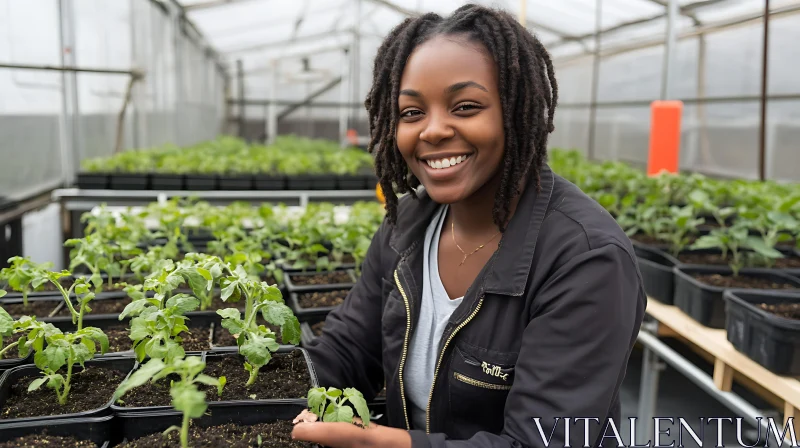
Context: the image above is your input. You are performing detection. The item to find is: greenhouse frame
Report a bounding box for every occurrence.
[2,0,798,203]
[2,1,800,447]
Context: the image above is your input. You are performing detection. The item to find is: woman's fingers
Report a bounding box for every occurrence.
[292,408,319,424]
[292,422,367,447]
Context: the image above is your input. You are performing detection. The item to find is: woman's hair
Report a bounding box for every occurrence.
[365,3,558,231]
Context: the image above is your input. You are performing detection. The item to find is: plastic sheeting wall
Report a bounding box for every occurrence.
[0,0,226,201]
[551,13,800,182]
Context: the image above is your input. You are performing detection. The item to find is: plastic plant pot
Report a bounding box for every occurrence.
[218,175,254,191]
[253,174,286,190]
[724,289,800,376]
[149,174,185,191]
[299,315,326,348]
[0,414,114,447]
[672,265,800,329]
[286,175,314,190]
[633,244,675,305]
[115,402,318,447]
[336,175,366,190]
[184,174,218,191]
[76,173,110,190]
[0,357,135,424]
[284,269,356,294]
[109,174,149,190]
[289,288,350,321]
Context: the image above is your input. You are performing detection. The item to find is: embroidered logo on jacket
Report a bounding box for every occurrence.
[481,362,509,381]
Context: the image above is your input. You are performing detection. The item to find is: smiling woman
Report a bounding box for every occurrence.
[294,4,646,448]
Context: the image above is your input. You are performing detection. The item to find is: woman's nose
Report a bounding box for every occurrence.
[419,113,455,145]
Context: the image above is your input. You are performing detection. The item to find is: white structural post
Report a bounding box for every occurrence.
[267,60,279,145]
[339,48,350,147]
[661,0,679,100]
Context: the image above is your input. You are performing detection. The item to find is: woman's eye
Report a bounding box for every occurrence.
[454,103,481,112]
[400,110,423,118]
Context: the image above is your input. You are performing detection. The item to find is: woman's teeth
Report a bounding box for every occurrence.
[426,155,469,170]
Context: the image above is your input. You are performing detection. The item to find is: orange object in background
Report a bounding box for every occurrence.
[347,129,359,145]
[647,101,683,176]
[376,183,385,204]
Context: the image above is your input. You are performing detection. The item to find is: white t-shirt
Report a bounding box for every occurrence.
[405,204,464,430]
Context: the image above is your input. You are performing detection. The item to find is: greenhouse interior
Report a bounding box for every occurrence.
[1,0,799,447]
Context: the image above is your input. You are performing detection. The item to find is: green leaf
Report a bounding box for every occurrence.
[170,382,207,419]
[745,237,784,259]
[27,376,47,392]
[129,317,150,341]
[240,334,275,369]
[194,374,221,388]
[120,299,152,320]
[323,403,353,423]
[307,387,327,417]
[165,294,200,315]
[35,344,68,372]
[344,388,370,427]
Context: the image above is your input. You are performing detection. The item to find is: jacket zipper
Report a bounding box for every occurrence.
[453,372,512,391]
[393,269,412,431]
[426,296,485,434]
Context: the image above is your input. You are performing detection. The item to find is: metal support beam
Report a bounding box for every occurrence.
[587,0,602,160]
[0,63,138,76]
[636,330,794,447]
[555,3,800,64]
[549,0,727,51]
[661,0,679,100]
[184,0,264,12]
[224,29,353,55]
[267,60,279,145]
[339,48,351,147]
[279,77,343,121]
[758,0,770,181]
[237,60,245,138]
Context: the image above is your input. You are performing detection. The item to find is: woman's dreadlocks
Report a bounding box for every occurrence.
[364,4,558,231]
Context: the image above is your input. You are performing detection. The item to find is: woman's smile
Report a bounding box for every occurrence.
[419,153,474,180]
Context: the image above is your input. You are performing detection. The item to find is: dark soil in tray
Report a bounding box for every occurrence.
[117,420,312,447]
[213,322,281,347]
[678,252,800,269]
[298,290,349,309]
[311,321,325,336]
[692,274,799,290]
[0,365,126,419]
[759,303,800,320]
[629,234,667,246]
[203,351,311,402]
[0,433,97,448]
[0,332,25,359]
[102,325,209,354]
[290,271,352,286]
[2,300,60,318]
[55,298,129,316]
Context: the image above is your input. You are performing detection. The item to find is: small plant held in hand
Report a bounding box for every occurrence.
[0,256,53,310]
[114,356,225,448]
[217,266,300,386]
[307,387,370,427]
[26,278,108,405]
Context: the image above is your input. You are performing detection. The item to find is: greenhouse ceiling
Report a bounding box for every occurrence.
[173,0,795,71]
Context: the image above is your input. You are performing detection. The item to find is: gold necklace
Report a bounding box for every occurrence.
[451,220,500,266]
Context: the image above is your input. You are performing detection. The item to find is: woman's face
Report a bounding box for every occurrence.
[396,35,505,205]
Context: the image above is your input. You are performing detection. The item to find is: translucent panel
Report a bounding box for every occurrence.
[73,0,132,70]
[768,14,800,95]
[768,100,800,182]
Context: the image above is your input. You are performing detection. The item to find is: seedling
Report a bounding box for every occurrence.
[655,205,705,257]
[217,265,300,386]
[0,257,53,310]
[119,260,200,362]
[688,189,736,228]
[25,278,108,405]
[114,356,225,448]
[307,387,370,427]
[691,224,783,276]
[64,235,119,293]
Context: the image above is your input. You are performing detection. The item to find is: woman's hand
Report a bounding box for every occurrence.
[291,410,412,448]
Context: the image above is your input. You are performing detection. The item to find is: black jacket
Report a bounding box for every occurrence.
[305,164,646,447]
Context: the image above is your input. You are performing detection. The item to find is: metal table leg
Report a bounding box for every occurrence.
[637,322,666,445]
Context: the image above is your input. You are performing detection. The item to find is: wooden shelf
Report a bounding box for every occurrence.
[646,299,800,432]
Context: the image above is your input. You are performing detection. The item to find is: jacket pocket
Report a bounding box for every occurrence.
[447,344,516,435]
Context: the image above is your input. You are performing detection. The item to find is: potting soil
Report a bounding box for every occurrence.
[116,420,312,447]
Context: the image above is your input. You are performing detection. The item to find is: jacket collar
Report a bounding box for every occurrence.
[388,164,555,296]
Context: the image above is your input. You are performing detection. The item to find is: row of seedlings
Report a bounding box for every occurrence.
[77,135,378,192]
[0,199,385,446]
[549,150,800,376]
